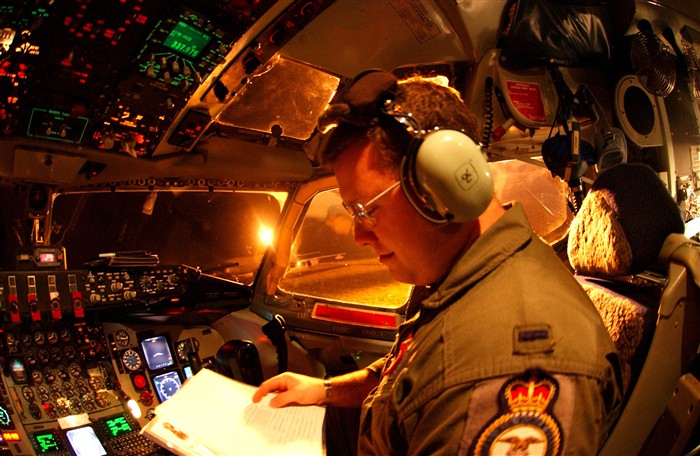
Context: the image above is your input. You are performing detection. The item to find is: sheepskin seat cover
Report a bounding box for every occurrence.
[568,163,685,276]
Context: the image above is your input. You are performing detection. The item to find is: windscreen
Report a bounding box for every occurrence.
[50,190,285,285]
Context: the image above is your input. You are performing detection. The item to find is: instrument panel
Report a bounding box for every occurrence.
[0,265,230,455]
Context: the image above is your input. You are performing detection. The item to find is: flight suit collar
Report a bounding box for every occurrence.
[422,202,534,310]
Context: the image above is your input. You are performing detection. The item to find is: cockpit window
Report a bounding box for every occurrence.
[279,189,413,309]
[491,159,573,243]
[50,190,285,285]
[278,160,570,308]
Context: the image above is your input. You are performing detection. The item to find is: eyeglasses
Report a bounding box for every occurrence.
[343,181,400,230]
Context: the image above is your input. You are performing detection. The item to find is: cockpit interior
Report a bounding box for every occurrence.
[0,0,698,454]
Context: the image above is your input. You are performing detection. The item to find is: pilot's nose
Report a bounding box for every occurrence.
[352,221,376,246]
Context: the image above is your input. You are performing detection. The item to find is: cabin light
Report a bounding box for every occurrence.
[259,225,274,246]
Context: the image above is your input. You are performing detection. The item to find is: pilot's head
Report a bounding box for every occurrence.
[316,71,499,286]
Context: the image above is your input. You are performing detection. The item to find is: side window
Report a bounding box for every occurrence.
[278,189,413,308]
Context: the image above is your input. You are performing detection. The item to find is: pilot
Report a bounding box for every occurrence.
[253,71,623,455]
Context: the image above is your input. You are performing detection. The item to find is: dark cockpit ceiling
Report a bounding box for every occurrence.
[0,0,500,190]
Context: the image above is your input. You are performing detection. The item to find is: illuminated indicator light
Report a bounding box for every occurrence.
[2,432,20,441]
[313,304,398,329]
[104,29,115,38]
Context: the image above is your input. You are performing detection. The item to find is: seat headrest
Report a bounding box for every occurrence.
[568,163,685,276]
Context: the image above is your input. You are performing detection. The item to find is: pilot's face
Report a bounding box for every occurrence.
[334,142,471,286]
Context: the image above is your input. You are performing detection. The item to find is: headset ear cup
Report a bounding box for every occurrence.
[400,146,447,224]
[401,130,494,223]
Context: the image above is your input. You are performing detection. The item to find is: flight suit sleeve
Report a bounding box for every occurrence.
[365,354,388,377]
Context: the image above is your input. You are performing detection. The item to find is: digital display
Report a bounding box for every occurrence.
[152,370,182,403]
[140,335,174,371]
[32,431,62,454]
[183,365,193,379]
[38,252,56,263]
[65,426,107,456]
[102,415,132,438]
[10,358,27,384]
[0,405,13,429]
[163,21,212,58]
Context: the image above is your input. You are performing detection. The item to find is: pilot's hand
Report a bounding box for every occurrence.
[252,372,325,408]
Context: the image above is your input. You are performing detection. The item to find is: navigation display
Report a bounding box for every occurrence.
[140,335,174,371]
[153,370,183,402]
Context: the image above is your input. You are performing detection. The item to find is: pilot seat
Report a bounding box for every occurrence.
[566,163,700,456]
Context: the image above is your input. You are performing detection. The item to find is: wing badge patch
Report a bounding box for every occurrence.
[473,370,562,456]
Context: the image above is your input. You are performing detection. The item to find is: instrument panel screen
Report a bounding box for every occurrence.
[101,414,133,438]
[152,370,183,402]
[31,431,64,454]
[140,335,174,371]
[65,426,107,456]
[163,21,213,58]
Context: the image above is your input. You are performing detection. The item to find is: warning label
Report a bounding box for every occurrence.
[506,81,547,123]
[388,0,441,44]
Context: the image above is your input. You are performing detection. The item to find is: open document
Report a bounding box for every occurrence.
[141,368,326,456]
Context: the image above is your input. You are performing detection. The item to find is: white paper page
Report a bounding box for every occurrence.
[141,369,325,456]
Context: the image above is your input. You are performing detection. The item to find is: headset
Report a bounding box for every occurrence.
[319,70,494,224]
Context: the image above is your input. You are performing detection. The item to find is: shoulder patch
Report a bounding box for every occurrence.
[473,370,562,456]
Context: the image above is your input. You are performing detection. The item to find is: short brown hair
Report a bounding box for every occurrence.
[318,75,479,173]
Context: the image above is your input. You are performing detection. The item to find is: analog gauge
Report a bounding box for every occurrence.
[5,333,19,354]
[43,368,56,384]
[114,329,130,348]
[62,382,75,398]
[157,376,181,401]
[121,349,143,372]
[60,328,72,343]
[69,362,82,378]
[50,383,62,400]
[0,406,9,426]
[37,385,50,402]
[28,403,42,420]
[38,349,50,364]
[30,370,43,385]
[63,345,77,361]
[20,332,32,347]
[51,347,63,363]
[175,340,190,362]
[46,330,58,345]
[81,395,96,412]
[33,331,45,346]
[75,379,89,396]
[25,349,37,366]
[22,386,34,402]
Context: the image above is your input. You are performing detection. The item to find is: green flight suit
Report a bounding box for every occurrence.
[358,203,623,455]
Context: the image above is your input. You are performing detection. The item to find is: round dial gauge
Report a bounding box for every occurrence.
[114,329,130,347]
[121,349,143,372]
[157,377,180,401]
[46,330,58,345]
[22,386,34,402]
